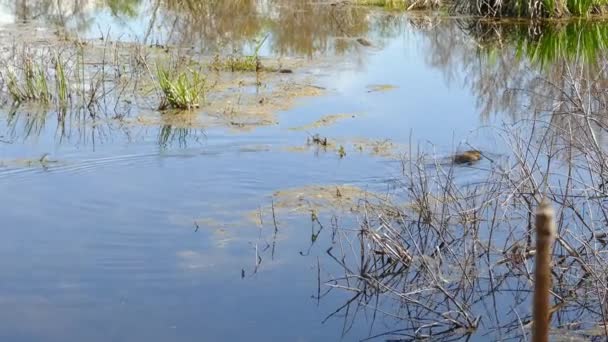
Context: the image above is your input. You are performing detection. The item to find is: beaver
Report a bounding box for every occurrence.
[453,150,482,165]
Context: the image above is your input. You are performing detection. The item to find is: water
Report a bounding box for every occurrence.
[0,1,606,341]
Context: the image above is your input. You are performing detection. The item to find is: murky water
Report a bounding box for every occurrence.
[1,1,607,341]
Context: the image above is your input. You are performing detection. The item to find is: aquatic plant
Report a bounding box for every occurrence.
[338,145,347,158]
[358,0,608,16]
[53,54,70,110]
[210,35,268,72]
[156,66,206,110]
[4,58,50,104]
[227,55,259,72]
[452,0,608,17]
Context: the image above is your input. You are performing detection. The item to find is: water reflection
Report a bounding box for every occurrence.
[1,3,606,122]
[1,107,208,149]
[402,17,608,122]
[2,3,608,150]
[0,0,382,54]
[147,0,387,55]
[157,117,205,148]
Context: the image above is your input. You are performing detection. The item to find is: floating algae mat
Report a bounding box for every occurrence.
[288,113,356,131]
[247,185,375,223]
[284,136,406,159]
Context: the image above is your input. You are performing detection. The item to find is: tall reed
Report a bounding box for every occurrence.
[54,53,70,110]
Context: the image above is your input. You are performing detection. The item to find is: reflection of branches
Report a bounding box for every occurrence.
[158,0,379,55]
[2,0,143,28]
[160,0,262,53]
[2,0,407,57]
[413,17,608,121]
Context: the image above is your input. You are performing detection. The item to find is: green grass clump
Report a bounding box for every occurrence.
[157,66,205,110]
[210,35,268,72]
[359,0,607,16]
[210,54,259,72]
[459,0,607,17]
[224,55,259,72]
[6,59,50,104]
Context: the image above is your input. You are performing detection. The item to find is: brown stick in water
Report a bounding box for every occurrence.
[532,198,556,342]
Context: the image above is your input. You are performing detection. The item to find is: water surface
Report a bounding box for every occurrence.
[1,1,607,341]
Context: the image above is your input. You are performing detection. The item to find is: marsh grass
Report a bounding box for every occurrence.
[1,48,110,113]
[224,55,259,72]
[359,0,608,16]
[53,54,70,110]
[0,37,158,129]
[210,35,268,72]
[156,65,206,110]
[453,0,608,17]
[5,58,50,104]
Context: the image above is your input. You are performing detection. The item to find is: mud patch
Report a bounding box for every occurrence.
[288,113,356,131]
[366,84,398,93]
[206,80,325,132]
[123,111,211,128]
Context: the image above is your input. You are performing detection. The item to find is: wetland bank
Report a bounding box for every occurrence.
[3,1,608,341]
